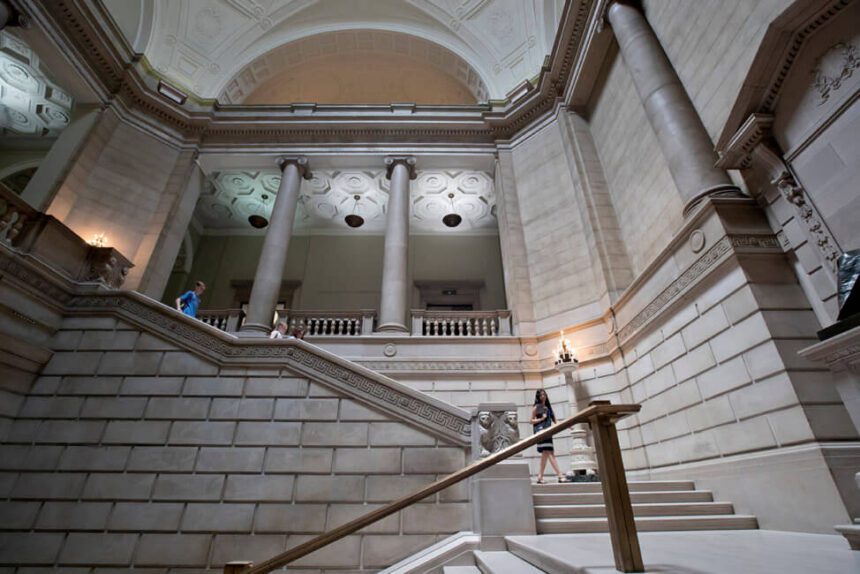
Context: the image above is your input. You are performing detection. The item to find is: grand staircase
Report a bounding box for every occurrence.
[390,479,759,573]
[532,479,757,534]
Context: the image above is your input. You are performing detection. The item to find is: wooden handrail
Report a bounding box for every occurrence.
[230,400,643,574]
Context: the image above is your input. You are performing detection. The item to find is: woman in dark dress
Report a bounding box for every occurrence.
[531,389,564,483]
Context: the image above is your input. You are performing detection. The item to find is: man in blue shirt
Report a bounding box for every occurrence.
[175,281,206,318]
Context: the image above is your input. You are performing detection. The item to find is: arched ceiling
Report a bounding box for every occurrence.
[102,0,565,103]
[221,30,488,105]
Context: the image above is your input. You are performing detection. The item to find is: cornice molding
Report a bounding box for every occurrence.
[715,0,854,153]
[18,0,600,146]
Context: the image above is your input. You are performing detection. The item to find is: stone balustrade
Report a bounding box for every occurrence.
[198,308,245,332]
[282,310,375,337]
[196,308,513,338]
[412,309,512,337]
[0,182,40,247]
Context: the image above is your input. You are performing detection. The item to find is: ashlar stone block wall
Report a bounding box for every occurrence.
[612,252,859,532]
[0,316,470,571]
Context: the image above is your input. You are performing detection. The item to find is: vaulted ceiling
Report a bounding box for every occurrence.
[102,0,564,104]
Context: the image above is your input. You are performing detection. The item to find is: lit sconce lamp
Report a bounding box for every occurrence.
[156,80,188,105]
[88,232,108,248]
[554,330,578,371]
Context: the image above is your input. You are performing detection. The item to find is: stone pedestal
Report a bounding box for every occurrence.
[800,325,860,549]
[471,461,536,550]
[470,402,535,549]
[557,361,598,478]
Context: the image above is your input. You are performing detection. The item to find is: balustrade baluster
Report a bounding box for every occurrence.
[490,318,497,336]
[458,319,465,336]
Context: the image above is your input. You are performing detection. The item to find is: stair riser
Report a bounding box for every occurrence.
[536,517,758,534]
[533,491,713,505]
[535,503,735,518]
[531,481,695,494]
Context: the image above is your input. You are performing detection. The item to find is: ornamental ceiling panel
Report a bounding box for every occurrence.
[196,168,496,234]
[0,31,73,137]
[103,0,562,102]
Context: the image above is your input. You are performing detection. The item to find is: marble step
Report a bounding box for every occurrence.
[536,514,758,534]
[533,489,714,505]
[531,480,695,493]
[442,567,482,574]
[535,501,735,518]
[474,550,545,574]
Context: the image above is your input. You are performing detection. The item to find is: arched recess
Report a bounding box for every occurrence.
[218,29,490,105]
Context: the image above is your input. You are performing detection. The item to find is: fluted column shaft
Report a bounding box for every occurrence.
[376,156,416,333]
[607,1,738,213]
[241,156,309,334]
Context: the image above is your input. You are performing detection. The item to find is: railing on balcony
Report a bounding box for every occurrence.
[412,309,512,336]
[196,308,514,337]
[197,309,245,332]
[0,182,40,247]
[222,400,644,574]
[283,309,375,336]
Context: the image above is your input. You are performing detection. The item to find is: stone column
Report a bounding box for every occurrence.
[240,156,310,335]
[606,1,739,213]
[376,156,416,333]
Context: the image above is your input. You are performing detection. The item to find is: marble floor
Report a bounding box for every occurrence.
[506,530,860,573]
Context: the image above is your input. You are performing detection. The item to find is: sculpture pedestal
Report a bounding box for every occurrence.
[557,361,599,479]
[471,461,536,550]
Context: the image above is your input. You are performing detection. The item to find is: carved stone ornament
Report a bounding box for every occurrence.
[771,169,840,271]
[477,408,520,457]
[812,41,858,105]
[85,247,133,289]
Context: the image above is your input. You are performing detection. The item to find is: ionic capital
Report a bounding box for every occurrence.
[277,156,312,180]
[384,156,417,180]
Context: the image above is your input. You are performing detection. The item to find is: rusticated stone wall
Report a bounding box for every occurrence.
[0,316,470,571]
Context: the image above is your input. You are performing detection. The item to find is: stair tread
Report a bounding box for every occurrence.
[534,501,731,509]
[474,550,545,574]
[442,567,482,574]
[538,514,756,522]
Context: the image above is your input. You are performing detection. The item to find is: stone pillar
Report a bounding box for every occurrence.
[376,156,415,333]
[240,156,310,335]
[606,1,739,213]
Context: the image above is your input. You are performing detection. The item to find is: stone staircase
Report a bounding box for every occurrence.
[533,479,757,534]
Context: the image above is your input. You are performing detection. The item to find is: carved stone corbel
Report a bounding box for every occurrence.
[718,113,841,274]
[474,404,520,458]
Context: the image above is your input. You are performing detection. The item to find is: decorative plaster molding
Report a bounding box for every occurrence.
[716,0,854,151]
[18,0,598,145]
[811,41,859,104]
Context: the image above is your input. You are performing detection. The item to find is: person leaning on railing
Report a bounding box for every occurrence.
[531,389,565,484]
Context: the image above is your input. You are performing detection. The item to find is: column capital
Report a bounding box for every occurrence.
[277,156,312,179]
[384,155,417,180]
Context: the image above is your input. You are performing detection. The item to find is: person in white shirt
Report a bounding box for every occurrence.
[269,322,288,339]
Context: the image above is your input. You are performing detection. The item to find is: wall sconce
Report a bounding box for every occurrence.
[88,232,108,248]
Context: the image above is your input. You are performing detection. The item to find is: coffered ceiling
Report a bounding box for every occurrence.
[197,168,496,234]
[102,0,565,103]
[0,31,73,138]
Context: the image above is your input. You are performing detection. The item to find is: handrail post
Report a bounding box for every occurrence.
[588,400,644,572]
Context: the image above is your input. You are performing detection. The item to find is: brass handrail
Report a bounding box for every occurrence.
[229,400,644,574]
